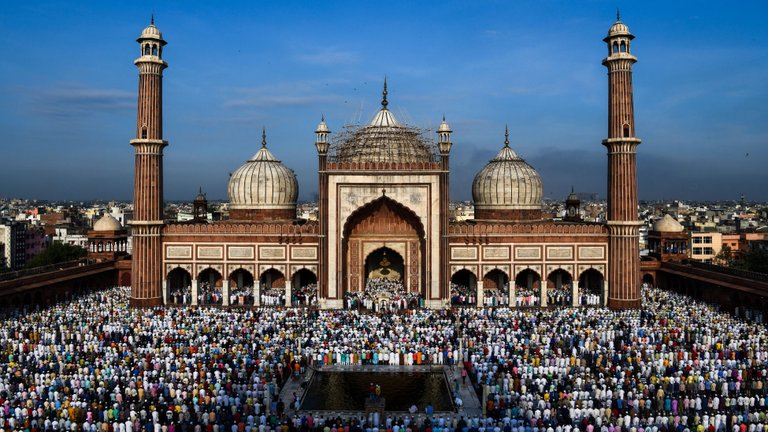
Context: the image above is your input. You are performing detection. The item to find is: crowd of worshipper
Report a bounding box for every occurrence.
[6,284,768,431]
[168,286,192,305]
[578,287,602,306]
[197,281,222,305]
[292,283,317,307]
[0,288,307,432]
[450,283,475,306]
[452,283,594,308]
[746,309,767,324]
[230,286,255,306]
[463,287,768,432]
[344,278,422,311]
[547,286,573,307]
[515,287,541,307]
[261,288,286,306]
[482,287,510,307]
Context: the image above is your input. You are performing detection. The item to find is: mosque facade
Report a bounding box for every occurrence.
[121,16,641,309]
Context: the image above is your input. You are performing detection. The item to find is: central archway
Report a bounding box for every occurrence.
[342,196,426,302]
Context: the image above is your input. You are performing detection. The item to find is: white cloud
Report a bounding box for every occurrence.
[21,85,134,117]
[223,80,348,109]
[225,94,341,108]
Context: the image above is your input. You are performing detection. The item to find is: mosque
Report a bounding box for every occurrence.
[115,15,642,309]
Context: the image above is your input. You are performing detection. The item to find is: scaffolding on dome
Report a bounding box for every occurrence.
[327,122,440,164]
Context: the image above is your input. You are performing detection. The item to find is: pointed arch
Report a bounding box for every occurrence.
[197,267,223,305]
[642,273,655,288]
[291,267,317,282]
[120,272,131,286]
[546,268,573,307]
[259,268,286,306]
[515,268,542,307]
[451,269,477,306]
[483,268,509,288]
[578,268,605,306]
[342,195,426,300]
[167,267,192,305]
[342,195,425,239]
[291,268,318,306]
[197,266,221,281]
[482,268,510,307]
[259,267,285,287]
[229,268,254,305]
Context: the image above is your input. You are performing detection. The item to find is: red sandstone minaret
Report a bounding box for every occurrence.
[437,115,452,302]
[603,11,642,309]
[314,115,329,305]
[130,17,167,307]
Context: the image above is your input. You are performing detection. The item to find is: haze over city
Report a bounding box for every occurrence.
[1,0,766,202]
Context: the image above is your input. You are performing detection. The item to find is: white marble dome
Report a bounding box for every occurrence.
[472,129,543,211]
[227,132,298,211]
[139,22,163,41]
[331,83,435,164]
[607,20,631,38]
[315,117,329,133]
[93,214,122,231]
[438,117,452,133]
[606,12,633,40]
[653,214,683,232]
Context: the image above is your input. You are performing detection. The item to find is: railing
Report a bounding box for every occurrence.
[688,261,768,283]
[325,160,442,170]
[164,221,319,234]
[0,259,93,282]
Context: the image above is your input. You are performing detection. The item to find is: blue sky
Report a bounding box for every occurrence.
[1,1,766,202]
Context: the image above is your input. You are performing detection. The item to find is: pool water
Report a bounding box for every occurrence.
[300,370,454,412]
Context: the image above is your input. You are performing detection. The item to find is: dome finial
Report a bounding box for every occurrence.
[261,127,267,147]
[382,76,388,109]
[616,8,620,21]
[321,113,325,122]
[151,13,154,25]
[504,125,510,147]
[571,185,575,193]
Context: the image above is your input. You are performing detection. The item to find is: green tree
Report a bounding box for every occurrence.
[714,245,734,266]
[741,247,768,274]
[24,242,87,269]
